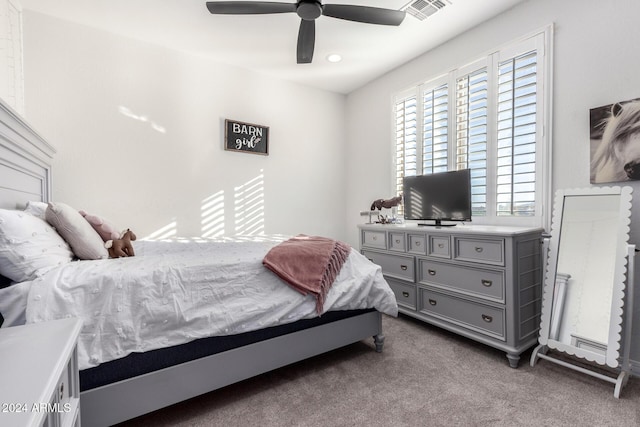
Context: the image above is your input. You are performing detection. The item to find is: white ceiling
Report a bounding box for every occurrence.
[22,0,526,94]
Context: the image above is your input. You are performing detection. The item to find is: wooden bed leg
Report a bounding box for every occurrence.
[373,334,385,353]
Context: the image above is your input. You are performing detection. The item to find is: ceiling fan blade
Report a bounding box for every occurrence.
[206,1,296,15]
[297,19,315,64]
[322,4,405,26]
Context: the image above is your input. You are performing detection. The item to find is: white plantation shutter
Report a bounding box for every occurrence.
[395,96,418,199]
[496,51,538,216]
[393,29,550,226]
[423,84,449,175]
[456,68,488,216]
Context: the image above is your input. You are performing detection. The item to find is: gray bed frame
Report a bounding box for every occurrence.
[0,98,385,427]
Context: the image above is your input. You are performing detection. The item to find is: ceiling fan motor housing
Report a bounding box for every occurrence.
[297,1,323,20]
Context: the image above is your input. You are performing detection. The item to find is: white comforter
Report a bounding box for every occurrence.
[25,237,397,370]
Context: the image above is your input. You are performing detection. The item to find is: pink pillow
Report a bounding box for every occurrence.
[79,210,120,242]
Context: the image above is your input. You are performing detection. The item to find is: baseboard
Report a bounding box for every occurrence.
[629,358,640,376]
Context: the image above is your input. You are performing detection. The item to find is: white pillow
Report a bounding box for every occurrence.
[45,202,109,260]
[24,201,48,220]
[0,209,74,282]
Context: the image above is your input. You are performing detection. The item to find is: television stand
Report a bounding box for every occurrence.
[417,220,457,227]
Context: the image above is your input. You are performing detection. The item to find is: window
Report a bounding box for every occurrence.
[496,51,538,217]
[456,68,488,216]
[394,29,551,227]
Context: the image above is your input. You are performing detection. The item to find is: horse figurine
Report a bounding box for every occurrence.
[370,195,402,211]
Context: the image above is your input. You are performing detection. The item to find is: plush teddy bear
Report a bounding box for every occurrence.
[79,210,121,241]
[105,229,137,258]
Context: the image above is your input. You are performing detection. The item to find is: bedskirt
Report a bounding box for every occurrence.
[80,308,374,391]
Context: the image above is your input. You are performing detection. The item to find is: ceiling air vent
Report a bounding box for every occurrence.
[403,0,451,21]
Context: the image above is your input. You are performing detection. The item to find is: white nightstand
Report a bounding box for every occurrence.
[0,318,83,427]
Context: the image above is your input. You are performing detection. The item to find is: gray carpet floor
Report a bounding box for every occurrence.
[117,314,640,426]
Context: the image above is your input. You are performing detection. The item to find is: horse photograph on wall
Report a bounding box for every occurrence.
[590,97,640,183]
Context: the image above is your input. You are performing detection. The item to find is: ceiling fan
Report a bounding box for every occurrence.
[206,1,406,64]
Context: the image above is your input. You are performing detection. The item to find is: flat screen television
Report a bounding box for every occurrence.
[403,169,472,227]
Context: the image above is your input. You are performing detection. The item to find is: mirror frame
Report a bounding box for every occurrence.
[538,186,633,368]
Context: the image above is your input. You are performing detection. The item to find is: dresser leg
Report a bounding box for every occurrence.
[506,352,520,368]
[373,334,385,353]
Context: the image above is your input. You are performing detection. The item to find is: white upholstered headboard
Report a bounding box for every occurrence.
[0,98,55,209]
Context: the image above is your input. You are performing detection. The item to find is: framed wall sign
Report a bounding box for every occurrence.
[224,119,269,155]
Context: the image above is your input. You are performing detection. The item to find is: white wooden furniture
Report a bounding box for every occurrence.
[0,91,54,209]
[359,223,543,367]
[531,187,635,398]
[0,318,82,427]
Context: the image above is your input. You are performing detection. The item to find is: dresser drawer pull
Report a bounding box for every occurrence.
[475,247,484,253]
[402,291,410,298]
[428,269,436,276]
[395,239,401,244]
[401,265,408,271]
[59,382,64,400]
[481,279,493,287]
[428,299,437,306]
[415,241,421,246]
[482,314,493,323]
[372,236,377,241]
[438,243,444,248]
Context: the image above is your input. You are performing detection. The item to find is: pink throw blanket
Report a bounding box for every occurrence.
[262,235,351,314]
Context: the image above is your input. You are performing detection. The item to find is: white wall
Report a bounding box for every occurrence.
[22,0,640,369]
[345,0,640,367]
[22,11,347,241]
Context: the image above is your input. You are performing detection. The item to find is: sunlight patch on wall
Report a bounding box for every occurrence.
[234,171,265,235]
[201,190,225,237]
[118,106,167,134]
[143,220,177,240]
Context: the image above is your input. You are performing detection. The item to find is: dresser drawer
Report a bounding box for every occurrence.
[362,250,414,281]
[362,230,386,249]
[454,237,504,265]
[387,278,416,310]
[428,235,451,258]
[418,259,504,302]
[389,232,406,252]
[407,234,426,254]
[59,347,79,427]
[419,288,505,339]
[58,363,71,408]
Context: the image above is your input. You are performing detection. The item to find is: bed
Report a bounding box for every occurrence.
[0,99,397,427]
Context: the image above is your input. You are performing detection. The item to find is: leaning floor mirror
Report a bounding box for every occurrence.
[531,186,635,398]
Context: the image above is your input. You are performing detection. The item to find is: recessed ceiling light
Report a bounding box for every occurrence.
[326,54,342,63]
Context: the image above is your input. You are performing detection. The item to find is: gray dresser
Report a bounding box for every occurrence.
[359,223,543,367]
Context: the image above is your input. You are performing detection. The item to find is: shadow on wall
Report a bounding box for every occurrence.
[202,190,224,237]
[144,220,177,240]
[142,171,265,239]
[234,171,264,235]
